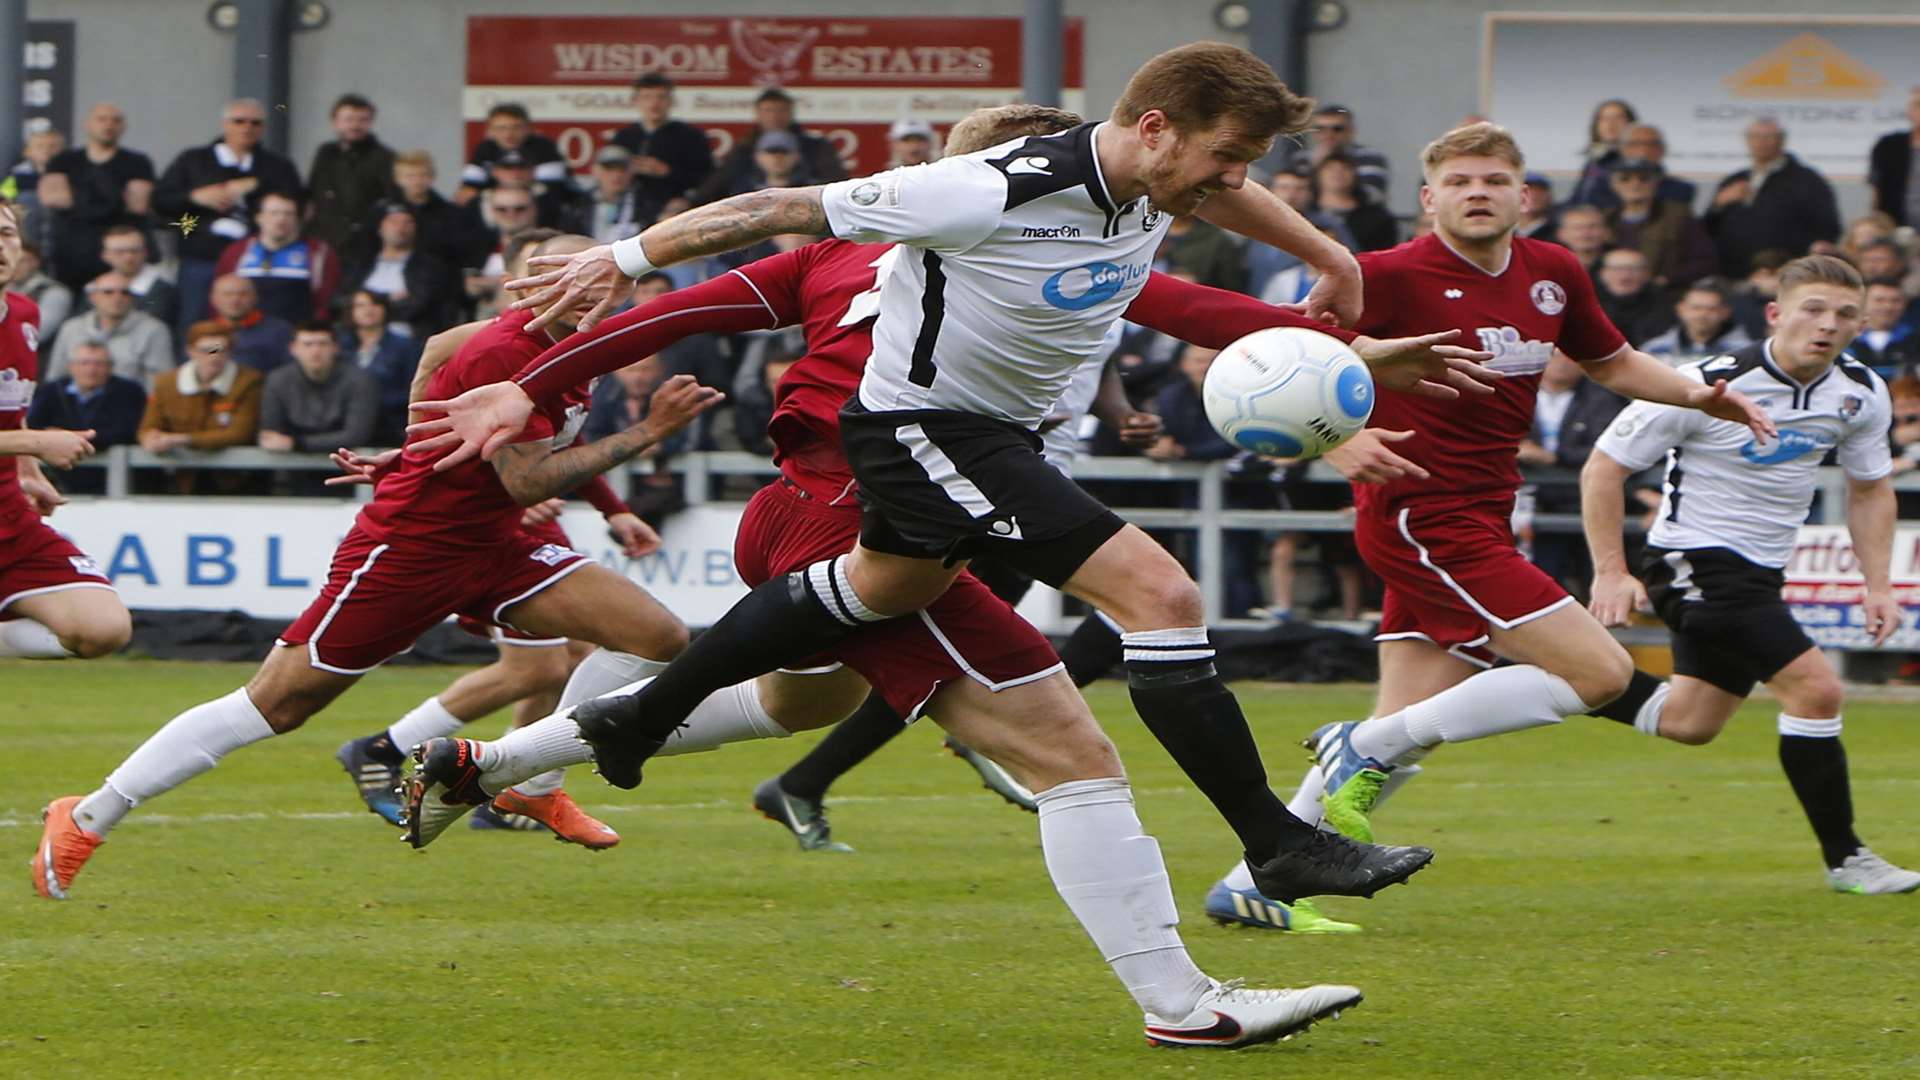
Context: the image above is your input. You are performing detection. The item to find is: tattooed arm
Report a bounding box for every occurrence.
[489,375,724,505]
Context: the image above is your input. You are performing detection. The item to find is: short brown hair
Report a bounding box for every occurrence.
[1777,254,1864,298]
[393,149,435,174]
[185,320,232,348]
[945,104,1083,156]
[1110,42,1313,138]
[1421,122,1525,177]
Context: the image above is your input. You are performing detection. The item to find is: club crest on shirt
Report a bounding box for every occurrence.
[1840,393,1863,419]
[1141,204,1163,232]
[20,322,38,352]
[1529,280,1567,316]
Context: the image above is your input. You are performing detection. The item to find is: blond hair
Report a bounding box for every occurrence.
[945,104,1083,156]
[1777,254,1864,298]
[1111,42,1313,138]
[392,149,436,174]
[1420,122,1526,178]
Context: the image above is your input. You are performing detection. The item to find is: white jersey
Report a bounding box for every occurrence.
[821,121,1170,429]
[1040,323,1124,477]
[1594,340,1892,568]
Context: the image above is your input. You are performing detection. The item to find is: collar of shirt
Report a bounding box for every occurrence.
[213,141,254,171]
[64,380,107,404]
[178,361,239,396]
[1746,156,1786,202]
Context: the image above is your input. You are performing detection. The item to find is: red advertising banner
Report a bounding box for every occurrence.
[464,16,1086,177]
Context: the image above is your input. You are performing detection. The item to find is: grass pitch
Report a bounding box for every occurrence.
[3,660,1917,1079]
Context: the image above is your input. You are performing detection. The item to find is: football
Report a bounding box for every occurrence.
[1202,326,1375,459]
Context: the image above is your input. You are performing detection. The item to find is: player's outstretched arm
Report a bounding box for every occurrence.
[506,187,829,332]
[1580,449,1650,627]
[1194,182,1363,325]
[1844,474,1900,645]
[0,428,95,468]
[488,375,725,506]
[1582,348,1776,439]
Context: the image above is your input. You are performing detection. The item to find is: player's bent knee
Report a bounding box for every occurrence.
[1785,676,1845,720]
[1661,718,1722,746]
[1571,645,1635,709]
[63,617,130,658]
[1111,574,1204,631]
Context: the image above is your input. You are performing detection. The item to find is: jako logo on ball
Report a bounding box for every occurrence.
[1202,327,1373,459]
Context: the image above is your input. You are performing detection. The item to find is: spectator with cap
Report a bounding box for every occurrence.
[306,93,397,258]
[1312,154,1396,252]
[1593,247,1675,346]
[214,191,340,325]
[888,118,937,167]
[97,225,177,329]
[45,271,173,387]
[1640,279,1753,365]
[35,102,154,292]
[697,88,843,204]
[1704,118,1841,278]
[460,185,540,312]
[725,130,813,198]
[480,150,574,229]
[1584,124,1696,210]
[1246,166,1352,303]
[258,322,379,454]
[338,289,421,439]
[1851,277,1920,379]
[1602,156,1715,289]
[1518,172,1556,239]
[140,322,264,493]
[1554,204,1610,274]
[153,98,304,331]
[456,103,568,207]
[570,145,649,244]
[1568,99,1636,206]
[335,204,453,338]
[209,273,294,374]
[609,73,714,221]
[1867,86,1920,228]
[1281,104,1389,201]
[28,338,147,471]
[11,243,73,344]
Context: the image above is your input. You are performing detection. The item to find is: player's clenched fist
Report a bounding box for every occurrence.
[640,375,726,440]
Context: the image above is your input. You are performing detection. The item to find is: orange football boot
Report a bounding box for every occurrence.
[489,788,620,850]
[31,796,104,900]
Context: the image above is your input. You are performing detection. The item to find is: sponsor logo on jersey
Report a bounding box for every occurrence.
[1444,288,1463,299]
[551,403,589,449]
[849,181,883,207]
[1004,156,1053,177]
[21,322,38,352]
[1019,224,1082,239]
[69,555,106,579]
[1740,427,1835,465]
[0,369,29,410]
[1529,280,1567,315]
[1040,260,1150,312]
[528,543,581,566]
[1473,326,1554,374]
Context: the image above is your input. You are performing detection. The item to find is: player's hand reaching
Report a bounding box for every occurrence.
[520,498,566,527]
[1352,329,1502,400]
[1588,570,1650,627]
[1115,410,1163,447]
[507,243,625,333]
[31,428,96,470]
[606,511,662,558]
[20,472,65,515]
[640,375,727,442]
[1301,255,1365,327]
[1322,429,1428,484]
[1689,379,1775,440]
[323,447,401,487]
[407,382,539,471]
[1862,589,1902,647]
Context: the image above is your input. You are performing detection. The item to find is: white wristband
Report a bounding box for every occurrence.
[611,235,657,279]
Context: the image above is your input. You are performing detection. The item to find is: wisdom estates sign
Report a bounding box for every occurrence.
[465,16,1086,176]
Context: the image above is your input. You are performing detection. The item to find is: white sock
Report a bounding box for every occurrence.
[511,768,566,797]
[1285,762,1327,827]
[1778,712,1843,738]
[479,710,598,787]
[386,696,464,752]
[559,649,669,713]
[0,618,70,658]
[1350,665,1588,764]
[659,680,789,756]
[73,688,274,836]
[1221,859,1257,891]
[1035,777,1212,1021]
[1635,682,1672,737]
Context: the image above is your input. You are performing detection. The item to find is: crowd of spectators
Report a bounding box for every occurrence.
[10,81,1920,619]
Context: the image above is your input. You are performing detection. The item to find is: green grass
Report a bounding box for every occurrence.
[2,661,1917,1079]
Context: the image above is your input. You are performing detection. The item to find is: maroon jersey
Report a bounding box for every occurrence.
[1353,234,1626,511]
[0,293,44,544]
[357,308,591,549]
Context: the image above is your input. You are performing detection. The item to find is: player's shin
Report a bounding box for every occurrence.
[383,696,464,758]
[1349,665,1591,765]
[1035,778,1212,1020]
[1123,628,1316,856]
[72,688,275,836]
[657,679,791,756]
[558,649,670,713]
[1777,714,1863,869]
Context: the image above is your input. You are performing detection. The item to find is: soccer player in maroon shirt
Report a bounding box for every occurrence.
[0,196,129,665]
[1203,124,1775,915]
[28,234,723,901]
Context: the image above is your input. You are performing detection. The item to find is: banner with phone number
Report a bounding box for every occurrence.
[464,16,1085,179]
[1783,524,1920,650]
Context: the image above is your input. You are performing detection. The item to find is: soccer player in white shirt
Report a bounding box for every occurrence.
[418,45,1455,908]
[1583,254,1919,895]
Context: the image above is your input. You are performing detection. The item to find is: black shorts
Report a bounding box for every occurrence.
[839,400,1124,589]
[1639,545,1815,697]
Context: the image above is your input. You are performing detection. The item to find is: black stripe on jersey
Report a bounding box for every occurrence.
[1696,343,1766,384]
[1796,370,1832,410]
[908,251,947,388]
[1836,356,1879,391]
[1074,123,1123,238]
[990,124,1092,212]
[1665,447,1685,522]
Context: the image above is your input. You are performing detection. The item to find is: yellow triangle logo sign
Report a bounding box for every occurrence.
[1724,32,1885,99]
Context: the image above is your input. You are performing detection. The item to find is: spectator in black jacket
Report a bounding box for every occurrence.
[609,74,713,221]
[307,93,396,258]
[1312,154,1397,252]
[695,88,843,205]
[336,205,452,337]
[1147,345,1236,463]
[1594,247,1676,346]
[456,103,568,208]
[388,150,472,277]
[153,98,303,331]
[98,225,177,329]
[568,146,648,245]
[28,339,147,449]
[1704,119,1841,278]
[1519,349,1628,587]
[1867,87,1920,228]
[35,102,154,291]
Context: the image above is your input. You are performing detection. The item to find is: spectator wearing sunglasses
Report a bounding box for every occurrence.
[45,271,174,387]
[1280,104,1391,202]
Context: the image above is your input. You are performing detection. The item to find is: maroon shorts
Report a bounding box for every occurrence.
[734,478,1062,717]
[279,526,589,673]
[453,519,574,647]
[1355,495,1572,666]
[0,521,115,620]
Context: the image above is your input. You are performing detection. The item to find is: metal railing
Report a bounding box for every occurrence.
[65,445,1908,625]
